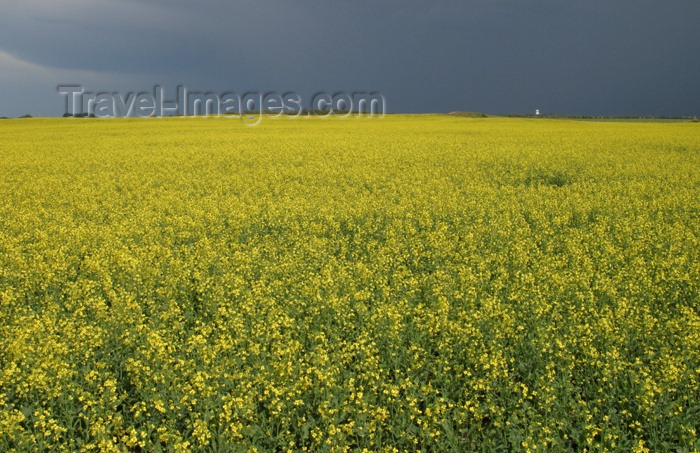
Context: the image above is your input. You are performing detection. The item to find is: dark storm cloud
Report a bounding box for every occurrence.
[0,0,698,117]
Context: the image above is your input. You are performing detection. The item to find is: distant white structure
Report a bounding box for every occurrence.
[535,109,540,116]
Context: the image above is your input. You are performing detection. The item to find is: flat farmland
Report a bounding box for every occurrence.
[0,116,698,451]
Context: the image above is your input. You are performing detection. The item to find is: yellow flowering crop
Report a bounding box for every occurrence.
[0,115,698,451]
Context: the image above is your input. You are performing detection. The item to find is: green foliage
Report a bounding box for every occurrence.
[448,111,488,118]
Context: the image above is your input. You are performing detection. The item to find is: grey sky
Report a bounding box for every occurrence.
[1,0,698,117]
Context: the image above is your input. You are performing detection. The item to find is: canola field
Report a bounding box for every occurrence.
[0,116,698,452]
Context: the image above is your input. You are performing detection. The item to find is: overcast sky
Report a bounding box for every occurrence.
[1,0,698,117]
